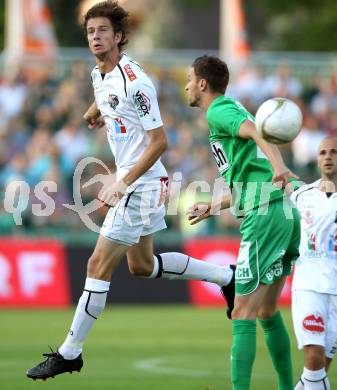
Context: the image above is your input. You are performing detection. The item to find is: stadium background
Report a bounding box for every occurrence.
[0,0,336,388]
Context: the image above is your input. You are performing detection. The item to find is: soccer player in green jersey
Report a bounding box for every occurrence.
[185,55,301,390]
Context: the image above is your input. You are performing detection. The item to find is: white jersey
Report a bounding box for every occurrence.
[91,53,167,191]
[290,179,337,294]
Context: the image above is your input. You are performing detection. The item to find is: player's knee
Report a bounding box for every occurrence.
[257,305,277,320]
[304,345,326,370]
[231,303,257,320]
[87,253,113,280]
[128,259,152,277]
[87,254,98,275]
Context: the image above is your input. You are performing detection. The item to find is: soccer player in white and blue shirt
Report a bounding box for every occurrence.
[26,1,235,380]
[291,137,337,390]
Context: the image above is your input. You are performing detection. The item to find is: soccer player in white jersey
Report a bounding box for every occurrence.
[291,137,337,390]
[26,1,235,380]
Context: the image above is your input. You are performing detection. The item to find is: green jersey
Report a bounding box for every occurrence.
[207,96,284,216]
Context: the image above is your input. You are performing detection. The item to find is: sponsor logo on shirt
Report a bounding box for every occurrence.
[108,94,119,109]
[210,141,230,175]
[133,90,151,117]
[124,64,137,81]
[235,242,253,283]
[307,233,316,251]
[303,249,332,258]
[328,232,337,252]
[113,117,127,134]
[107,118,134,143]
[302,313,325,333]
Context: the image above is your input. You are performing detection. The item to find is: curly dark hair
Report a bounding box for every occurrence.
[192,55,229,94]
[83,1,129,50]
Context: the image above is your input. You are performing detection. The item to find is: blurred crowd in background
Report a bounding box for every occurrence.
[0,58,336,238]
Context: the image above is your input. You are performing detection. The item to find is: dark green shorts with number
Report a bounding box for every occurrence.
[235,198,300,296]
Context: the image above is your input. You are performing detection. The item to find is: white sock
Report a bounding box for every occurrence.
[294,377,304,390]
[149,252,234,286]
[58,278,110,360]
[301,367,330,390]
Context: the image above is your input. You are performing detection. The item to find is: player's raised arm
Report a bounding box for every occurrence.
[238,119,298,188]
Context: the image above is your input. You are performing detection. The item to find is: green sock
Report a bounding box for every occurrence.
[231,320,256,390]
[259,311,293,390]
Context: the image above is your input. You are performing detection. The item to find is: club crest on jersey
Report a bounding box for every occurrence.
[124,64,137,81]
[302,313,324,333]
[133,90,151,117]
[108,94,119,109]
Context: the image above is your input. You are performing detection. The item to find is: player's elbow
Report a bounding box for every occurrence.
[148,127,168,155]
[238,120,258,140]
[160,134,168,153]
[154,133,168,154]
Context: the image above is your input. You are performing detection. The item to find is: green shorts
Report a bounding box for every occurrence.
[235,198,300,295]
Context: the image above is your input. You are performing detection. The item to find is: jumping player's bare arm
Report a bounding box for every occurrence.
[187,119,299,225]
[238,119,298,188]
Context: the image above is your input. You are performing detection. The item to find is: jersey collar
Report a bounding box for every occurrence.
[315,179,337,197]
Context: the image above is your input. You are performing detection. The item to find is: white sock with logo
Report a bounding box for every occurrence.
[149,252,234,286]
[58,278,110,360]
[300,367,330,390]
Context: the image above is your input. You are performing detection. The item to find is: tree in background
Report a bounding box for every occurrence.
[47,0,85,47]
[245,0,337,51]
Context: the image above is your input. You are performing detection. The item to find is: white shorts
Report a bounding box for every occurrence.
[292,289,337,358]
[100,183,167,246]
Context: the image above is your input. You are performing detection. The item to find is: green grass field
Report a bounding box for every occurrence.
[1,306,336,390]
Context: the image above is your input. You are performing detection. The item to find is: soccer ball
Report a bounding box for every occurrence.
[255,97,303,144]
